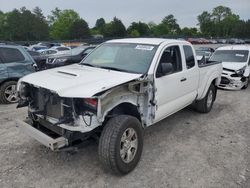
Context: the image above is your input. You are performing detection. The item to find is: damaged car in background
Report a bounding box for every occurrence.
[16,38,222,175]
[210,45,250,90]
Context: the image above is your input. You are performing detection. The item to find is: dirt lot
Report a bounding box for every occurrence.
[0,87,250,188]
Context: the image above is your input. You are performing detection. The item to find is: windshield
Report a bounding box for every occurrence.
[210,50,249,62]
[80,43,158,74]
[70,46,89,55]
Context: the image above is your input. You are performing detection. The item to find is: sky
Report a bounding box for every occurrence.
[0,0,249,28]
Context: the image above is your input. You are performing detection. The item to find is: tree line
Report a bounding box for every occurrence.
[0,5,249,41]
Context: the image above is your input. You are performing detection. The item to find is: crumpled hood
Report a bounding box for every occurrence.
[222,62,247,71]
[19,64,142,98]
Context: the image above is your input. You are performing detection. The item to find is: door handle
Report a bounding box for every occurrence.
[180,78,187,82]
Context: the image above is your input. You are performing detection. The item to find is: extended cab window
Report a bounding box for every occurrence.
[183,45,195,69]
[0,47,25,63]
[156,46,182,78]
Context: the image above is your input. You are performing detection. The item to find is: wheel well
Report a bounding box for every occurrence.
[0,78,19,87]
[105,103,141,123]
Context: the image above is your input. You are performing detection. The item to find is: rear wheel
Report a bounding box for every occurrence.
[98,115,143,175]
[0,81,18,104]
[194,84,215,113]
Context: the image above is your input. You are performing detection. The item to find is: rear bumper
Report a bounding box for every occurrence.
[16,119,68,150]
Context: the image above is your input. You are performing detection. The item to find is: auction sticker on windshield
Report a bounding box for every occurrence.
[135,45,154,51]
[235,54,245,57]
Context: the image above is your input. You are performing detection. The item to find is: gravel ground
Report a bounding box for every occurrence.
[0,87,250,188]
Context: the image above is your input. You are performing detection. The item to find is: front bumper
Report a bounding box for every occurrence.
[16,119,68,150]
[219,69,247,90]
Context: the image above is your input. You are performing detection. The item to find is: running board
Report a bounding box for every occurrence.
[16,119,68,151]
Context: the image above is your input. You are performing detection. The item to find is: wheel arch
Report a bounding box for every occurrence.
[0,78,19,87]
[103,102,141,124]
[200,76,219,100]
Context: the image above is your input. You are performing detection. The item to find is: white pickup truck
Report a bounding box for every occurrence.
[17,38,222,174]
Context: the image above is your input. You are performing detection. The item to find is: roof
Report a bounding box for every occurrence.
[217,45,250,51]
[106,38,188,45]
[0,44,24,49]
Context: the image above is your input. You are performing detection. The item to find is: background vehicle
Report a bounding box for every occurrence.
[0,45,35,104]
[38,49,58,55]
[50,46,71,52]
[17,38,222,175]
[28,45,48,52]
[210,45,250,90]
[45,45,96,69]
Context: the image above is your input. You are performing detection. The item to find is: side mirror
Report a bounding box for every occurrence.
[156,62,173,78]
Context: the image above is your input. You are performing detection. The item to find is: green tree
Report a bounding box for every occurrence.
[103,17,127,37]
[197,11,213,36]
[2,7,49,41]
[49,9,80,40]
[198,6,241,37]
[180,27,198,37]
[127,22,150,36]
[0,11,6,40]
[69,19,90,39]
[47,7,61,25]
[130,30,140,37]
[212,6,232,22]
[162,14,180,34]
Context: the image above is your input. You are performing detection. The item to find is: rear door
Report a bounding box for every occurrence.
[154,45,193,122]
[0,52,8,82]
[0,47,35,79]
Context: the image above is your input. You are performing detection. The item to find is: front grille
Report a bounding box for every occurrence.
[220,77,230,84]
[29,87,74,120]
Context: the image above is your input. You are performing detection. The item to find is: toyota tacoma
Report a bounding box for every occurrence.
[16,38,222,174]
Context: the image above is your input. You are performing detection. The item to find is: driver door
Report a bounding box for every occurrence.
[154,45,189,122]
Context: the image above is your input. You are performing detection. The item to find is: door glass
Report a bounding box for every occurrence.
[0,48,25,63]
[156,46,182,77]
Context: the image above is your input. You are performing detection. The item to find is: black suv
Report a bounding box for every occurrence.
[0,45,35,104]
[46,46,96,69]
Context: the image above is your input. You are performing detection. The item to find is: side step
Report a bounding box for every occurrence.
[16,119,68,151]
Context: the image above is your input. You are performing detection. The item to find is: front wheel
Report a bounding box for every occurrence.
[0,81,18,104]
[98,115,143,175]
[194,84,215,113]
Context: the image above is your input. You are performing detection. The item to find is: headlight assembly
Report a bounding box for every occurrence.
[235,65,246,75]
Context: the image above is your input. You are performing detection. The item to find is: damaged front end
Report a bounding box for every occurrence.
[219,66,248,90]
[17,83,101,133]
[16,75,156,150]
[16,82,102,150]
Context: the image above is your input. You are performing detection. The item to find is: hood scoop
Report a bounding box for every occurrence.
[57,70,78,77]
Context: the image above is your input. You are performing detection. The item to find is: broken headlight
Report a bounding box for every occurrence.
[74,98,98,114]
[235,65,246,76]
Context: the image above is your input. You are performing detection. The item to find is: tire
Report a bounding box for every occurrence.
[242,77,249,89]
[98,115,143,175]
[194,84,215,113]
[0,81,18,104]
